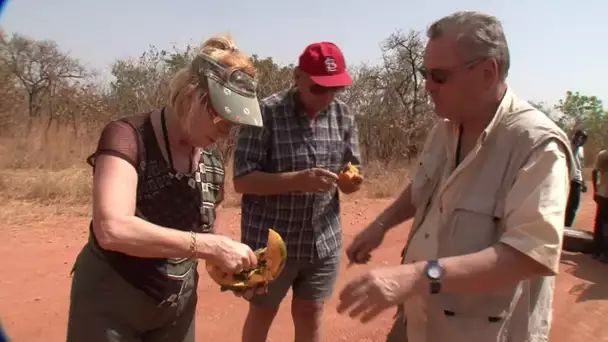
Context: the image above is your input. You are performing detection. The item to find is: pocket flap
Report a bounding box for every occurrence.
[453,196,501,219]
[439,289,517,321]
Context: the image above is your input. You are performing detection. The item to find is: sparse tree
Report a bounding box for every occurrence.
[0,33,87,131]
[1,29,605,174]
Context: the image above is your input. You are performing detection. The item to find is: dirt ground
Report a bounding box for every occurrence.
[1,192,607,342]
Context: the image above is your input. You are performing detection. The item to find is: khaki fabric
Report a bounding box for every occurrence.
[394,88,573,342]
[595,150,608,198]
[386,309,408,342]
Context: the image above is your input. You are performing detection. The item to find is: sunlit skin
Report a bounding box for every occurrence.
[294,68,344,116]
[66,36,265,341]
[291,68,363,195]
[164,80,264,296]
[156,91,235,176]
[169,93,233,147]
[423,35,503,131]
[238,66,360,342]
[337,31,562,339]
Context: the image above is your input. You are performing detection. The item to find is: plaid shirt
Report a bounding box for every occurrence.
[233,87,361,261]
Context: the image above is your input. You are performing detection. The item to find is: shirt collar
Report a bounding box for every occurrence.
[288,87,333,119]
[447,86,514,144]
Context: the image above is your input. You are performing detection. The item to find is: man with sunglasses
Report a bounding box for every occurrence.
[337,11,573,342]
[232,41,363,342]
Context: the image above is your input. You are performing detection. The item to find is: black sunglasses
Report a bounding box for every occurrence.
[417,59,484,85]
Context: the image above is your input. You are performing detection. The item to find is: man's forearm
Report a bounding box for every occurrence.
[410,243,553,295]
[233,171,302,195]
[374,184,416,231]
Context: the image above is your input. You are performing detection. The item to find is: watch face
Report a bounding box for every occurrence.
[427,265,442,279]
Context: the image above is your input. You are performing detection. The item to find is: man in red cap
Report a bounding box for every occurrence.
[232,41,363,342]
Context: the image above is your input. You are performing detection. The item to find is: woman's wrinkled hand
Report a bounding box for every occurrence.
[205,235,258,274]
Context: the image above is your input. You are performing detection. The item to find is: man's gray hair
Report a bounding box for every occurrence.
[427,11,510,79]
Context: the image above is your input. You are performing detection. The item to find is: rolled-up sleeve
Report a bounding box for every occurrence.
[500,139,570,274]
[232,106,270,180]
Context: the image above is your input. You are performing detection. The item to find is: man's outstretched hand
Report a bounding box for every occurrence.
[337,264,424,323]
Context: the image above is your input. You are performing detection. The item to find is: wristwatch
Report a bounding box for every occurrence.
[423,260,444,294]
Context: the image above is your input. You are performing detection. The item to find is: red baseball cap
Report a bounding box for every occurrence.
[298,42,352,87]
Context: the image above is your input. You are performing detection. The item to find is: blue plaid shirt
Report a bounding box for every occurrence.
[232,87,361,261]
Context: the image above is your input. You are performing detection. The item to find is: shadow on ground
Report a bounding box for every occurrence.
[560,251,608,303]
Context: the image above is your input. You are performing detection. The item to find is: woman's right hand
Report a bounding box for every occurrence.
[203,235,258,274]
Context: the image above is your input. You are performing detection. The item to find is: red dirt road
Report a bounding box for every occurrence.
[1,193,607,341]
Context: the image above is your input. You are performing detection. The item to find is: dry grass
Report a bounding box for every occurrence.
[0,200,90,227]
[0,121,100,170]
[0,121,409,226]
[359,160,411,199]
[0,167,92,204]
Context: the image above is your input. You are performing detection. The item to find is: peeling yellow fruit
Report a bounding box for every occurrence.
[205,229,287,291]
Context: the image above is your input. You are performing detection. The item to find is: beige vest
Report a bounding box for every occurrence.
[400,89,574,342]
[595,150,608,198]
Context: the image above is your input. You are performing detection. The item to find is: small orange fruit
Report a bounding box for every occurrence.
[338,162,359,182]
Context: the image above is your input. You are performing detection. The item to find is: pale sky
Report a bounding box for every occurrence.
[1,0,606,107]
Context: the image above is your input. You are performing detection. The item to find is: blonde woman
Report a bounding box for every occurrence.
[66,35,264,342]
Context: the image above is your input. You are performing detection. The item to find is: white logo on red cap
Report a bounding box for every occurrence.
[324,57,337,73]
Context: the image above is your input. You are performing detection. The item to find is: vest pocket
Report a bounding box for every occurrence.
[438,285,516,341]
[439,309,509,342]
[439,289,515,324]
[438,205,515,339]
[446,207,500,257]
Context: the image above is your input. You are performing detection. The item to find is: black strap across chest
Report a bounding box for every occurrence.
[455,124,463,169]
[160,107,192,172]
